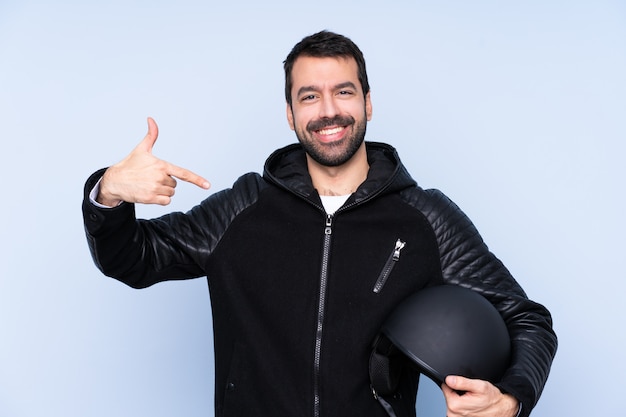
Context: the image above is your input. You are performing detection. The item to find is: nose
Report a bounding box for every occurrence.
[318,96,340,119]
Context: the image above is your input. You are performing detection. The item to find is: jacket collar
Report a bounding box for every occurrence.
[263,142,417,205]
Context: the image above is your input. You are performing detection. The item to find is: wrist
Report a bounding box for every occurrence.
[96,193,122,207]
[93,175,123,208]
[97,170,123,207]
[501,393,521,417]
[96,188,122,207]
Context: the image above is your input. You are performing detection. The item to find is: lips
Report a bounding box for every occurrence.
[307,115,355,143]
[312,125,347,144]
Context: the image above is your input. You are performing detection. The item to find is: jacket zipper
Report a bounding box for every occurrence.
[313,213,333,417]
[263,147,404,416]
[373,239,406,293]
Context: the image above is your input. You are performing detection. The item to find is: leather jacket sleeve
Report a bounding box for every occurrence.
[82,168,266,288]
[402,187,557,417]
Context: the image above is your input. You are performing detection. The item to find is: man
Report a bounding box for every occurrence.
[83,31,557,417]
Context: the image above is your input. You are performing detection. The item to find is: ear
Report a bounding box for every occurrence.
[286,103,295,130]
[365,92,373,121]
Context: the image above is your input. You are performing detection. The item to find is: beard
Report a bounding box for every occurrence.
[294,113,368,167]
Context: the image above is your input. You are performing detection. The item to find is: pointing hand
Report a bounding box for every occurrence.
[97,117,210,207]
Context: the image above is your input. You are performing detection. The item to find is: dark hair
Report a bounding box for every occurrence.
[283,30,370,105]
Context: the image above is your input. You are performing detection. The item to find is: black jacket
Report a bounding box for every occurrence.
[83,142,557,417]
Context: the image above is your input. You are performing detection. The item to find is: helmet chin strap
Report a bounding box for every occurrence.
[369,334,402,417]
[374,394,398,417]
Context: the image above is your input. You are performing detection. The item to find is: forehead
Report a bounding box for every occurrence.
[290,56,360,90]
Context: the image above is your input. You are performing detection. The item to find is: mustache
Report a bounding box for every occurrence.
[306,115,355,132]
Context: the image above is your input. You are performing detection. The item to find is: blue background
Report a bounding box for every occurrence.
[1,1,624,415]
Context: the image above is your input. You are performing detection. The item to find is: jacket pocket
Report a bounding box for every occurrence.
[221,342,246,416]
[373,239,406,293]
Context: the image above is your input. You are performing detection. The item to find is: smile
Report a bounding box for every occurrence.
[317,126,345,136]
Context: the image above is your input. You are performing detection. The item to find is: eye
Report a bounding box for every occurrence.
[300,94,317,102]
[338,90,354,96]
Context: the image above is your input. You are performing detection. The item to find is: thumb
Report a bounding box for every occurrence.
[135,117,159,153]
[444,375,479,394]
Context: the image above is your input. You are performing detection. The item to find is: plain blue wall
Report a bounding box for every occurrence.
[1,1,624,416]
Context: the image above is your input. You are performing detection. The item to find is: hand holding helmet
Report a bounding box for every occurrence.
[371,285,520,417]
[442,375,520,417]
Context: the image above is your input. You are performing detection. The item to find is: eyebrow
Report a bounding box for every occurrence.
[296,81,358,98]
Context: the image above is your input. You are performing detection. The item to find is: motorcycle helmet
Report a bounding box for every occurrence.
[370,285,511,397]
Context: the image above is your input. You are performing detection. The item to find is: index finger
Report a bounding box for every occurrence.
[167,163,211,190]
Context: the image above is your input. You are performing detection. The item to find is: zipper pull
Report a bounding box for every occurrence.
[393,239,406,261]
[372,239,407,294]
[325,214,333,235]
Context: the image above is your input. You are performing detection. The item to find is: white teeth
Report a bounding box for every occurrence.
[318,127,344,136]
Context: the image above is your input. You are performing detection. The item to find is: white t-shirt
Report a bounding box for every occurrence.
[319,194,351,214]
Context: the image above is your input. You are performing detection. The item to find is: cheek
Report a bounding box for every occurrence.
[344,101,369,121]
[291,109,314,131]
